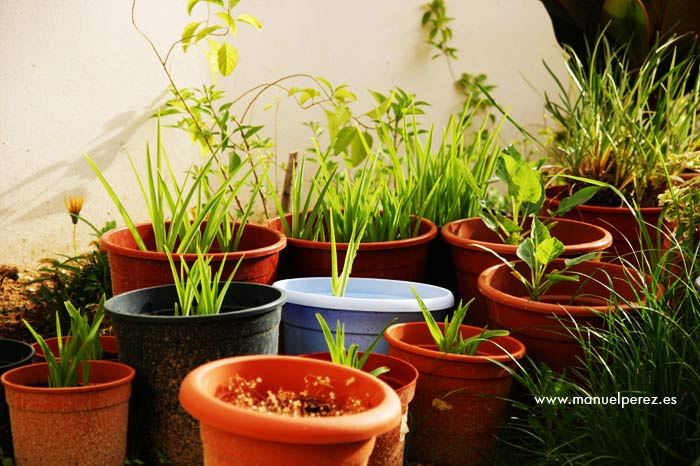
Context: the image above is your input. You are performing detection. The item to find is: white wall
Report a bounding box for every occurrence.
[0,0,566,267]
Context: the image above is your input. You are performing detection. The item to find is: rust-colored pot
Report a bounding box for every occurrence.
[179,355,402,466]
[266,214,437,282]
[101,221,286,295]
[440,217,612,325]
[384,322,525,466]
[1,360,135,466]
[302,352,419,466]
[478,259,648,372]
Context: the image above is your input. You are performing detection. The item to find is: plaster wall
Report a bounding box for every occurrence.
[0,0,566,266]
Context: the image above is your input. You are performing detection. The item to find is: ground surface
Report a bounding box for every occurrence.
[0,266,39,342]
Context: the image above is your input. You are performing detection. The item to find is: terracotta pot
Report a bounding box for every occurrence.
[32,335,119,362]
[440,217,613,325]
[179,355,402,466]
[478,259,648,372]
[384,322,526,466]
[266,214,437,282]
[545,187,664,263]
[274,277,453,355]
[105,282,285,466]
[0,338,35,458]
[101,221,286,295]
[303,352,419,466]
[1,360,134,466]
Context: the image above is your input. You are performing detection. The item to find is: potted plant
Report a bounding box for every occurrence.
[384,290,525,466]
[104,253,286,466]
[441,145,613,324]
[267,137,437,282]
[179,355,401,466]
[542,33,700,262]
[1,298,135,466]
[304,314,418,466]
[478,217,650,371]
[0,338,35,458]
[87,121,286,295]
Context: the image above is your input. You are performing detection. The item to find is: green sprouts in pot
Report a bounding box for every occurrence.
[411,286,508,355]
[24,296,106,388]
[167,249,243,316]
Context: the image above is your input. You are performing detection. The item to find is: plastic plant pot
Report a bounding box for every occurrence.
[0,338,35,458]
[274,277,454,355]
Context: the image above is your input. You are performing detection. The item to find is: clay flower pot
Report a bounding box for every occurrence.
[267,214,437,282]
[101,221,286,295]
[478,259,648,372]
[105,282,285,466]
[179,355,402,466]
[303,352,419,466]
[441,216,613,325]
[384,322,526,466]
[32,335,119,362]
[274,277,453,355]
[0,338,35,458]
[1,360,135,466]
[545,187,664,263]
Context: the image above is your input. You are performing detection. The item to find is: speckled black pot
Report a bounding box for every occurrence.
[105,282,285,466]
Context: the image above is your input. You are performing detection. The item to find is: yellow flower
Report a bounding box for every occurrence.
[64,195,84,225]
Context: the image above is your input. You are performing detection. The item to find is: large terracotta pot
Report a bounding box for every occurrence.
[546,188,664,263]
[105,282,285,466]
[267,214,437,282]
[179,355,402,466]
[478,259,648,372]
[101,221,286,295]
[440,217,613,325]
[1,360,134,466]
[303,352,419,466]
[384,322,526,466]
[0,338,35,458]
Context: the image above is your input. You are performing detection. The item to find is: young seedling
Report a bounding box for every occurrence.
[167,248,243,316]
[483,217,598,301]
[411,286,508,355]
[24,296,106,387]
[476,145,600,245]
[315,313,397,377]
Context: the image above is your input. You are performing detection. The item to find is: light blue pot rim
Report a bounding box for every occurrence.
[273,277,454,313]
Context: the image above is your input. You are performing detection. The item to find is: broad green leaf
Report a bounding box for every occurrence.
[564,251,598,267]
[555,185,602,215]
[181,22,202,51]
[216,11,237,34]
[349,131,373,167]
[517,239,537,269]
[332,126,357,156]
[544,270,580,286]
[236,14,262,30]
[535,237,565,265]
[187,0,201,15]
[217,42,238,76]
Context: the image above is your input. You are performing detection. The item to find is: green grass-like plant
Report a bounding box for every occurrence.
[23,297,106,388]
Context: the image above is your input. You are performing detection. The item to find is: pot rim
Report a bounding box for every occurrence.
[546,186,664,214]
[477,260,640,316]
[1,360,135,394]
[267,215,437,250]
[273,277,453,312]
[383,321,526,364]
[101,221,286,260]
[104,282,286,323]
[178,355,402,444]
[440,216,613,254]
[0,338,35,370]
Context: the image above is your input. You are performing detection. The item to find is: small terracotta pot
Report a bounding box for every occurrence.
[303,352,419,466]
[384,322,525,466]
[1,360,135,466]
[179,355,402,466]
[32,335,119,362]
[478,259,648,371]
[267,214,437,282]
[101,221,286,295]
[441,216,612,325]
[545,187,664,263]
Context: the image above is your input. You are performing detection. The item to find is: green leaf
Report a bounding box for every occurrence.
[555,186,602,215]
[217,42,238,76]
[181,21,202,51]
[349,131,373,167]
[236,13,262,30]
[535,237,565,265]
[517,239,537,270]
[187,0,201,15]
[332,126,358,156]
[216,11,237,34]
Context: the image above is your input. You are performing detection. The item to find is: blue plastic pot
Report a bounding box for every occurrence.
[274,277,454,355]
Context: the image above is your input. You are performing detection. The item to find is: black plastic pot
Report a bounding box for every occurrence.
[0,338,35,457]
[105,282,285,466]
